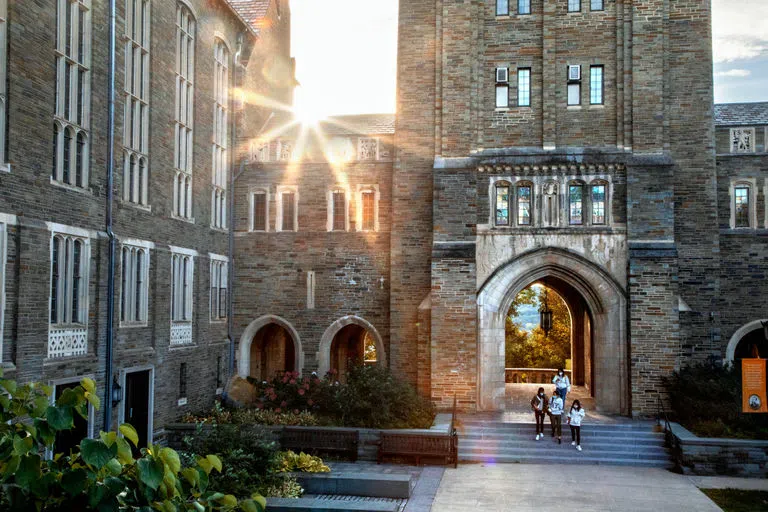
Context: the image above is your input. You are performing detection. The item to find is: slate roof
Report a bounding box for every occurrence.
[714,102,768,126]
[225,0,271,32]
[320,114,396,136]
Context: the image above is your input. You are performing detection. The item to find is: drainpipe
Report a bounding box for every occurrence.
[103,0,118,431]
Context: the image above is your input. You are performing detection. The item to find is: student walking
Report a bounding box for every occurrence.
[568,399,586,451]
[530,387,548,440]
[552,369,571,402]
[549,392,564,444]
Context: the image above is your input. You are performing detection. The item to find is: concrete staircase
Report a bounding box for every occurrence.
[458,419,672,468]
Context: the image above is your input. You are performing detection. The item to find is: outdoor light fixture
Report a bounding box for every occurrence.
[540,282,553,337]
[111,376,122,407]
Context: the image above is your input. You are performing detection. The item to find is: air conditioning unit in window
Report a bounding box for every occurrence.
[496,67,509,83]
[568,65,581,81]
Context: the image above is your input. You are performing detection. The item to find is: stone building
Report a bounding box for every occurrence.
[0,0,293,447]
[235,1,768,418]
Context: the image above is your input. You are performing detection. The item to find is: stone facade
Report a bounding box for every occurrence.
[0,0,293,441]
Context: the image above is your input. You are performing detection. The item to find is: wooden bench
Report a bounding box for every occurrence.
[377,431,458,467]
[280,427,359,461]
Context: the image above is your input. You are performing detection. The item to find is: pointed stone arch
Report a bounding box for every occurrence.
[238,315,304,378]
[726,319,768,362]
[477,248,628,414]
[318,316,386,376]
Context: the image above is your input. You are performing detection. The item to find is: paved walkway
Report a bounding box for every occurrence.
[688,475,768,491]
[431,464,723,512]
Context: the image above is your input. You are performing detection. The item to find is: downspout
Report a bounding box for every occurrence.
[104,0,118,431]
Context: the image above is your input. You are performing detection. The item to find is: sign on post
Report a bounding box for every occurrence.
[742,358,768,414]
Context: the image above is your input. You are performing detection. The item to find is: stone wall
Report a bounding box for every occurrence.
[670,423,768,477]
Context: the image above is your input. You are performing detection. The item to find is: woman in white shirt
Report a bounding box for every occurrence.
[567,399,586,451]
[552,368,571,403]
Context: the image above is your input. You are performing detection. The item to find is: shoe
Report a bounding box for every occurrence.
[558,438,562,445]
[571,441,576,446]
[577,445,582,451]
[535,434,540,440]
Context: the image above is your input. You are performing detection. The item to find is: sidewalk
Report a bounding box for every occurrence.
[431,464,723,512]
[688,475,768,491]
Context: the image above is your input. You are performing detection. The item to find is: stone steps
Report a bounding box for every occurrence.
[266,497,400,512]
[460,438,668,453]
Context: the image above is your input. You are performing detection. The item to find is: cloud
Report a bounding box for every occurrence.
[713,0,768,63]
[715,69,752,78]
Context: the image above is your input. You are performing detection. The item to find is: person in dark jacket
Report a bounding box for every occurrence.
[530,387,548,440]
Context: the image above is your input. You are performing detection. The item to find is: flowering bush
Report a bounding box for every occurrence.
[252,371,336,415]
[277,451,330,473]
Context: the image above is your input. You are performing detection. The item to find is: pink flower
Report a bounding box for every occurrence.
[298,388,305,396]
[281,401,288,408]
[293,409,299,415]
[289,379,296,385]
[275,408,281,413]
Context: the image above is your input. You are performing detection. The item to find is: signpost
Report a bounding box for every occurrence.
[742,358,768,414]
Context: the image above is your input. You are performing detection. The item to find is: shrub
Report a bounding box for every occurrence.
[666,361,768,439]
[0,374,265,511]
[232,409,320,427]
[277,451,331,473]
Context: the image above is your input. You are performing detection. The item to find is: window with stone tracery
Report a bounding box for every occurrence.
[53,0,91,189]
[591,182,607,225]
[173,3,195,219]
[51,234,89,326]
[734,186,750,228]
[730,128,755,153]
[495,182,511,227]
[358,138,379,161]
[569,183,584,225]
[211,39,229,229]
[517,183,532,226]
[278,141,294,162]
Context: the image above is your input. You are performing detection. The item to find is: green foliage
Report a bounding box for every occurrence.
[506,285,571,370]
[666,361,768,439]
[702,489,768,512]
[0,373,266,511]
[276,451,330,473]
[183,405,319,427]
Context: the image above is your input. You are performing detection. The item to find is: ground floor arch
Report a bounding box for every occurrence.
[478,248,628,415]
[726,319,768,362]
[238,315,304,379]
[318,316,386,378]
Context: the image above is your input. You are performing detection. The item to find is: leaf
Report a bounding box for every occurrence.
[81,377,96,395]
[206,454,222,473]
[137,457,164,490]
[159,448,181,474]
[15,454,41,488]
[241,497,266,512]
[81,438,118,469]
[85,391,101,410]
[119,423,139,447]
[100,431,117,446]
[192,502,205,512]
[115,437,134,465]
[196,457,213,475]
[13,435,33,456]
[105,457,122,476]
[61,468,87,495]
[181,467,198,487]
[0,378,16,395]
[218,494,238,507]
[46,404,73,431]
[252,494,267,510]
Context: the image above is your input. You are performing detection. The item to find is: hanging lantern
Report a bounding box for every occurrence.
[540,285,553,337]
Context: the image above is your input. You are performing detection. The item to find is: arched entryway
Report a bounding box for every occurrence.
[478,248,628,415]
[726,320,768,362]
[318,316,386,380]
[238,315,304,379]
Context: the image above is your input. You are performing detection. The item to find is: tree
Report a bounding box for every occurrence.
[0,374,266,511]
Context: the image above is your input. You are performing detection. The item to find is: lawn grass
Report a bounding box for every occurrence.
[702,489,768,512]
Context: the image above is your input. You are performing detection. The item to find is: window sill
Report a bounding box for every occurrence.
[589,104,605,109]
[495,107,510,112]
[209,319,227,325]
[121,201,152,213]
[567,105,583,110]
[248,229,270,233]
[119,321,149,329]
[50,178,92,195]
[171,214,196,224]
[210,225,228,233]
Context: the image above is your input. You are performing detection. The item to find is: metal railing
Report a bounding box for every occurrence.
[505,368,572,384]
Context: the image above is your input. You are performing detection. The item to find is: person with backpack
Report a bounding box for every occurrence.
[548,391,564,444]
[530,387,548,440]
[552,368,571,402]
[568,399,586,451]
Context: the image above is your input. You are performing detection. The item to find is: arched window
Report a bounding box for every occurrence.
[590,181,607,225]
[53,0,91,188]
[173,3,195,219]
[123,0,150,206]
[517,182,533,226]
[569,181,584,225]
[211,39,230,228]
[494,181,511,227]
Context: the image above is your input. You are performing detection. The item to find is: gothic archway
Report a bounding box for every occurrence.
[318,316,386,377]
[478,248,628,415]
[726,319,768,362]
[238,315,304,378]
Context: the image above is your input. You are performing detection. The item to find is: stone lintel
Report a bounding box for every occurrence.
[432,241,476,259]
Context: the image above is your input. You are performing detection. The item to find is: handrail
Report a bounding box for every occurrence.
[656,393,671,434]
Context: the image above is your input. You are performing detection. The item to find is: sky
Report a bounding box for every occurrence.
[290,0,766,118]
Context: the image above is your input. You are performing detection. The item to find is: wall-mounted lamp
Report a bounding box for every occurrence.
[111,376,122,407]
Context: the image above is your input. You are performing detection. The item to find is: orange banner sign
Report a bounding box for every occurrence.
[742,359,768,414]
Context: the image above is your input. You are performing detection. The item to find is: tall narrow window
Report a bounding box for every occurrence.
[280,191,296,232]
[210,258,227,321]
[590,66,603,105]
[495,183,510,226]
[212,40,229,229]
[735,187,750,228]
[120,245,149,325]
[496,0,509,15]
[306,271,316,310]
[518,0,531,14]
[178,363,187,400]
[518,68,531,107]
[53,0,91,188]
[173,3,195,219]
[495,67,509,108]
[568,84,581,106]
[569,184,584,225]
[591,0,604,10]
[361,190,376,231]
[591,184,606,225]
[50,234,89,326]
[568,0,581,12]
[170,251,194,346]
[332,190,346,231]
[252,191,267,231]
[0,0,8,168]
[216,356,223,389]
[517,184,532,226]
[123,0,150,205]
